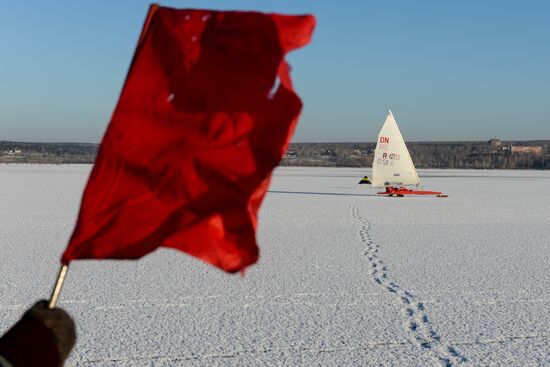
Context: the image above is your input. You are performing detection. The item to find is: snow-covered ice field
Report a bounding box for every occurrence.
[1,164,549,366]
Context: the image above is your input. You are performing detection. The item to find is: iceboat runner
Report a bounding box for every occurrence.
[371,111,446,197]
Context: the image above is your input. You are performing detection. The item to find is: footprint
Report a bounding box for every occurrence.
[420,341,432,349]
[429,331,441,342]
[447,346,467,362]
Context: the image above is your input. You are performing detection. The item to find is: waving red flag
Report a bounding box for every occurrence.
[61,5,315,272]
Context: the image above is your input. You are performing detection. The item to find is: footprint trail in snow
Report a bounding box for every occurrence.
[351,202,468,366]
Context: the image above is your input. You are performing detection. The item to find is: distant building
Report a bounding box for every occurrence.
[511,146,542,155]
[284,149,296,159]
[488,138,502,147]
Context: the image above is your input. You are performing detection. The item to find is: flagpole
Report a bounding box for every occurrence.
[48,264,69,309]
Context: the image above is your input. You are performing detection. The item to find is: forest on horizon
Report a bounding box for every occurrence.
[1,140,549,169]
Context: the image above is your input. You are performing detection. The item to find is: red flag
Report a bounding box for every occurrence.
[61,5,315,272]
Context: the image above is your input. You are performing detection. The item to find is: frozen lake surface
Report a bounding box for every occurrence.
[1,165,549,366]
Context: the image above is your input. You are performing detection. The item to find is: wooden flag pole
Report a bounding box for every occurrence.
[48,264,69,309]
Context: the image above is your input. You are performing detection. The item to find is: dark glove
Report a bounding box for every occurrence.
[0,300,76,367]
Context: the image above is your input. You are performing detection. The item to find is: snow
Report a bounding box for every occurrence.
[1,165,549,366]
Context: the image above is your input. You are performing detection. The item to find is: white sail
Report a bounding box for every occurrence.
[371,111,420,188]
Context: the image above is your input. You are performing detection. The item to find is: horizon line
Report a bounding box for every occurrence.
[1,138,550,145]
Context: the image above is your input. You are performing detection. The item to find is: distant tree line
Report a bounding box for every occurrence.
[1,140,549,169]
[0,141,98,163]
[281,141,550,170]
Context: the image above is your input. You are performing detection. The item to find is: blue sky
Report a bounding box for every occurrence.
[1,0,548,143]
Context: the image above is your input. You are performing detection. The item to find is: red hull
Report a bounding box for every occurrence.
[377,186,446,197]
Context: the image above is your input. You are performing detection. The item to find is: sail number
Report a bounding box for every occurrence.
[377,137,400,165]
[379,136,390,151]
[376,152,400,166]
